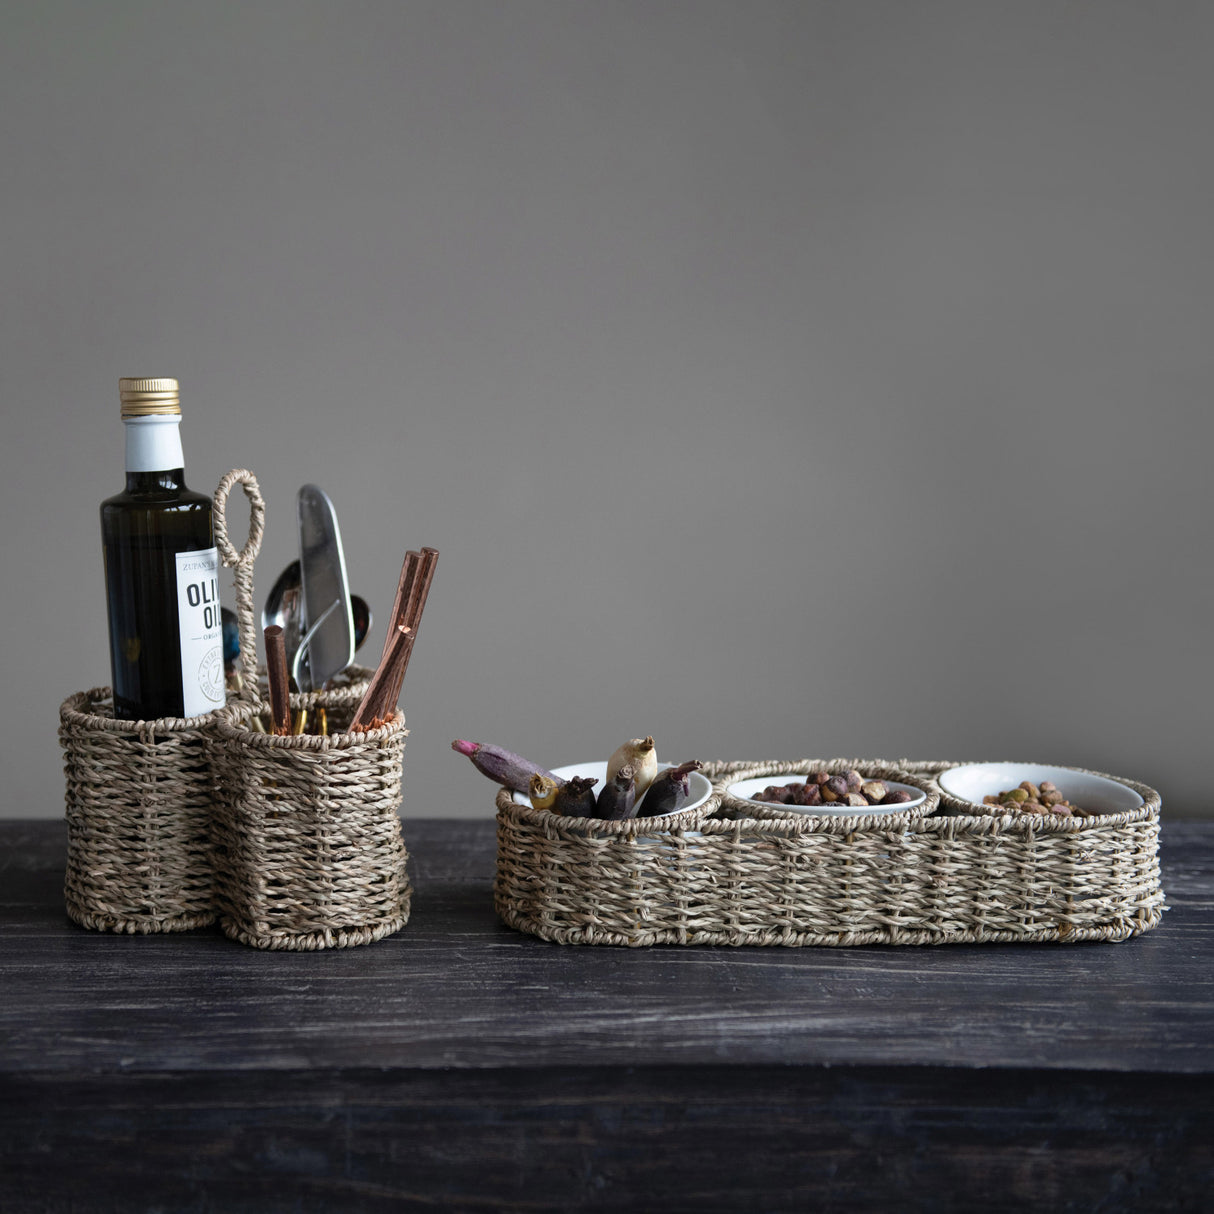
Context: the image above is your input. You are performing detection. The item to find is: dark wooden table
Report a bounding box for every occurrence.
[1,819,1210,1213]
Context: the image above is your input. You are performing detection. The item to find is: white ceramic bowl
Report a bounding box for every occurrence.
[936,763,1144,816]
[511,761,714,817]
[726,775,926,815]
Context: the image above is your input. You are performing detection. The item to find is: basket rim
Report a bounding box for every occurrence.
[59,686,218,734]
[213,697,406,751]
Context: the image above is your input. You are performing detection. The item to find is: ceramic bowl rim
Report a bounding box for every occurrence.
[725,773,927,815]
[935,762,1145,813]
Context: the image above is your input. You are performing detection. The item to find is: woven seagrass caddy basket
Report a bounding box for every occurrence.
[194,469,408,951]
[209,688,410,951]
[495,757,1164,947]
[58,469,267,933]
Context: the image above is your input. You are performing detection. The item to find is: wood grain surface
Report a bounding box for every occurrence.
[2,818,1210,1211]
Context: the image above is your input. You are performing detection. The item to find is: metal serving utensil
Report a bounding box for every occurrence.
[295,485,355,692]
[260,562,372,683]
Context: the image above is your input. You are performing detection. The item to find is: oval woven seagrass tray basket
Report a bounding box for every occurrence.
[495,757,1164,947]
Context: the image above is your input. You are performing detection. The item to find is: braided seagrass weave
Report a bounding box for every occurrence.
[496,757,1163,947]
[210,696,410,950]
[58,470,266,933]
[60,690,221,932]
[716,759,1163,946]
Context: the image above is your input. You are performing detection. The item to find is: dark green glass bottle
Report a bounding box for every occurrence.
[101,378,224,721]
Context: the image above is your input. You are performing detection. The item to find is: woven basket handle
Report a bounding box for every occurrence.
[213,468,265,703]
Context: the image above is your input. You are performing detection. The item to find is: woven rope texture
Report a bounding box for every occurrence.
[60,688,217,932]
[210,698,411,950]
[496,758,1163,947]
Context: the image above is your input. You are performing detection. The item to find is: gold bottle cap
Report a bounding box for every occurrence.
[119,377,181,418]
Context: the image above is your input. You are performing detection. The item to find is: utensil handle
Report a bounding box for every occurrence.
[264,625,291,735]
[213,469,266,704]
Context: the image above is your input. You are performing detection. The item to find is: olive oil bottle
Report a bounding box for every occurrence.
[101,378,224,720]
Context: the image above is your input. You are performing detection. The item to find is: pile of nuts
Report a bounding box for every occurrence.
[751,769,916,808]
[982,780,1093,818]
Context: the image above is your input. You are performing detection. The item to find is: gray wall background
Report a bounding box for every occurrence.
[2,1,1210,820]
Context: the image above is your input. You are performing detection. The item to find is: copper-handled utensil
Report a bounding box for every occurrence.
[351,624,412,731]
[384,546,437,709]
[350,550,420,729]
[377,550,420,670]
[264,625,292,736]
[351,547,438,730]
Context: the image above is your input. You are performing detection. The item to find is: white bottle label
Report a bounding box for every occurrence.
[175,547,224,716]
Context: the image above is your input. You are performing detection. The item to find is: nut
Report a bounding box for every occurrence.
[822,776,849,802]
[791,782,815,806]
[751,769,917,809]
[985,781,1088,817]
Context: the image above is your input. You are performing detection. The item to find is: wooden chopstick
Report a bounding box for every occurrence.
[264,625,292,736]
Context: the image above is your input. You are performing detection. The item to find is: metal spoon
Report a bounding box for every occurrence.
[259,560,372,681]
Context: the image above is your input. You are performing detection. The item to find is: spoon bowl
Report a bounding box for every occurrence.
[259,559,372,681]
